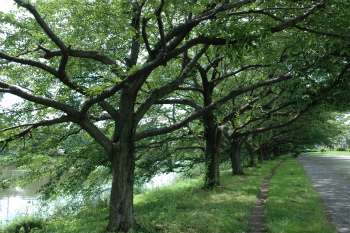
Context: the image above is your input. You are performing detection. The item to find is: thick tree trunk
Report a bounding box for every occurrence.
[201,72,221,189]
[230,141,244,175]
[106,86,137,232]
[106,142,136,232]
[204,125,221,188]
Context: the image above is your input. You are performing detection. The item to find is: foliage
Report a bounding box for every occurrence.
[290,152,299,158]
[320,147,327,152]
[1,216,43,233]
[335,146,346,151]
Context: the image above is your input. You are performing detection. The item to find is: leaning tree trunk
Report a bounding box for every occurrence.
[230,140,244,175]
[106,140,136,232]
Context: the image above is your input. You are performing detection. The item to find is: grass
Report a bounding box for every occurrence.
[0,155,337,233]
[303,151,350,156]
[131,156,286,233]
[264,158,336,233]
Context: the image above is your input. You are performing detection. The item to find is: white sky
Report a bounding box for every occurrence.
[1,0,15,13]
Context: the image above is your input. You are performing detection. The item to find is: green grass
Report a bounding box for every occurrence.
[131,157,286,233]
[303,151,350,156]
[264,158,336,233]
[0,156,336,233]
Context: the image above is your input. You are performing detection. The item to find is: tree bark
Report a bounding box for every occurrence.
[106,141,136,232]
[230,140,244,175]
[258,146,265,163]
[245,142,256,167]
[204,123,221,188]
[106,86,138,232]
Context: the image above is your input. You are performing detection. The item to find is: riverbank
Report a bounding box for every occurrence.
[0,155,336,233]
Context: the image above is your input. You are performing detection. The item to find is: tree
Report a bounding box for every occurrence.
[1,0,349,231]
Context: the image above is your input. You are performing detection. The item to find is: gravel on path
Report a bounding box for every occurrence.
[299,154,350,233]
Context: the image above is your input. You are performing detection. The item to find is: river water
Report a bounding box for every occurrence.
[0,166,176,225]
[0,166,50,225]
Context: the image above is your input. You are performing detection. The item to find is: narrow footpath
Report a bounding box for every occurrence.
[299,155,350,233]
[248,158,287,233]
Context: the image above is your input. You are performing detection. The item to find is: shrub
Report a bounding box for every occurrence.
[2,217,43,233]
[335,146,345,151]
[320,147,326,152]
[290,152,299,158]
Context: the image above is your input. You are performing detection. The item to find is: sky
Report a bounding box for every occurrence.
[0,0,22,108]
[1,0,15,13]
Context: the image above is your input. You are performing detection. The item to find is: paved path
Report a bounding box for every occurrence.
[299,155,350,233]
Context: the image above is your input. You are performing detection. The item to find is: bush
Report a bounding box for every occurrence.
[290,152,299,158]
[320,147,326,152]
[335,146,345,151]
[2,217,43,233]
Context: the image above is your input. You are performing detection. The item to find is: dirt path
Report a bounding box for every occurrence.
[299,155,350,233]
[248,158,287,233]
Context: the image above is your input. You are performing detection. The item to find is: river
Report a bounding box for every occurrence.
[0,166,50,225]
[0,166,177,225]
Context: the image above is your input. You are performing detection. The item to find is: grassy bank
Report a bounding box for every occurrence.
[1,156,336,232]
[264,158,336,233]
[303,151,350,156]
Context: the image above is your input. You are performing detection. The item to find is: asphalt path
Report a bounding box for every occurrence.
[299,154,350,233]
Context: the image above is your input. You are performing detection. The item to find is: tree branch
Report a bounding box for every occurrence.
[0,82,80,117]
[0,51,57,75]
[13,0,68,52]
[133,73,293,142]
[133,45,209,124]
[1,116,71,133]
[270,0,327,33]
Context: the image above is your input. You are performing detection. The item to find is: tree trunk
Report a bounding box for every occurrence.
[201,71,221,189]
[264,148,270,160]
[106,142,136,232]
[258,146,265,163]
[204,125,221,188]
[230,141,244,175]
[245,142,256,167]
[106,87,137,232]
